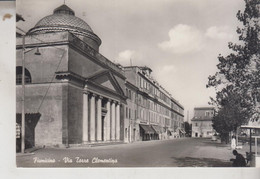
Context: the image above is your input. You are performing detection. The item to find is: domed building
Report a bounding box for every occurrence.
[27,4,101,51]
[16,4,127,149]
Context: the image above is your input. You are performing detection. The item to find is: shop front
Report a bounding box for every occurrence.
[139,124,155,141]
[151,125,163,140]
[16,113,41,152]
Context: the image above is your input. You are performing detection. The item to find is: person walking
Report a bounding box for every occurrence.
[231,136,236,150]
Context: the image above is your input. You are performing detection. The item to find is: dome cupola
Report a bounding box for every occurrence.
[53,4,75,15]
[27,4,101,51]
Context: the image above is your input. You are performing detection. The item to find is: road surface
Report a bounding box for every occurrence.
[17,138,233,167]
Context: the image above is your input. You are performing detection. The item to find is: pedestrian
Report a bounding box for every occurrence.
[231,136,236,150]
[230,150,246,167]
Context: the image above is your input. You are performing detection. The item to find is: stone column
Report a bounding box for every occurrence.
[90,93,96,142]
[96,96,102,142]
[82,91,89,143]
[115,102,120,141]
[104,99,111,141]
[111,101,116,141]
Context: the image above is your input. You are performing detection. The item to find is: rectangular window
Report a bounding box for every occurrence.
[205,111,210,117]
[128,90,130,99]
[126,107,128,118]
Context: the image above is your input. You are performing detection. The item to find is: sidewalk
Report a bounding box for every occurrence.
[193,140,233,161]
[191,139,260,167]
[165,139,232,167]
[16,146,43,156]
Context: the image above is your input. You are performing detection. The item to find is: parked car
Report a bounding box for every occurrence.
[211,133,218,141]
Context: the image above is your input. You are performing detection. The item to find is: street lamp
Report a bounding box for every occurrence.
[21,35,41,153]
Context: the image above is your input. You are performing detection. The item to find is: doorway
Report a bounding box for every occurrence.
[133,128,136,142]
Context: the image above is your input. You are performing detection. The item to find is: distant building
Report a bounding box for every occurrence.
[191,107,214,138]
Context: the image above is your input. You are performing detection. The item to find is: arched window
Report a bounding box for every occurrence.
[16,66,32,84]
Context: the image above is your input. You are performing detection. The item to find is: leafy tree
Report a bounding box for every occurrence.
[212,89,251,142]
[207,0,260,135]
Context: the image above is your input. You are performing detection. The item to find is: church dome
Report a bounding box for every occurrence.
[28,4,101,50]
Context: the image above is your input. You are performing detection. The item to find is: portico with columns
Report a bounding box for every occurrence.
[81,70,126,144]
[82,91,123,143]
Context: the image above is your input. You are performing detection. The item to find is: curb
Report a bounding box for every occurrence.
[16,152,35,157]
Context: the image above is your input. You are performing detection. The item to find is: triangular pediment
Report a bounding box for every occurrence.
[93,75,116,91]
[87,70,124,95]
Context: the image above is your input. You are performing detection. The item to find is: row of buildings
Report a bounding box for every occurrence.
[124,66,185,142]
[16,4,184,150]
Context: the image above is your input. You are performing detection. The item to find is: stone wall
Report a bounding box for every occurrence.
[16,83,65,146]
[67,84,83,144]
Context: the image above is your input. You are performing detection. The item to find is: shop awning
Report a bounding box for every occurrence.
[167,129,172,135]
[16,113,41,139]
[169,129,174,132]
[16,113,41,127]
[140,124,155,134]
[151,125,163,134]
[240,125,260,129]
[178,128,186,134]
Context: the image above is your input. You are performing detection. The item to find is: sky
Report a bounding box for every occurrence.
[16,0,246,122]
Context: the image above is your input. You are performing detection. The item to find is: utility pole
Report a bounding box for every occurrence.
[130,58,132,66]
[21,35,25,153]
[17,14,26,153]
[19,31,41,153]
[187,110,189,123]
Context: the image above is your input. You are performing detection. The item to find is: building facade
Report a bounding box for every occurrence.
[16,4,184,149]
[191,107,214,138]
[124,81,139,143]
[124,66,185,142]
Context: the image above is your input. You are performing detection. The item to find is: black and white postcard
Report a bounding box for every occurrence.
[1,0,260,178]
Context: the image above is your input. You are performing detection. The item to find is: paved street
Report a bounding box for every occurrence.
[17,138,245,167]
